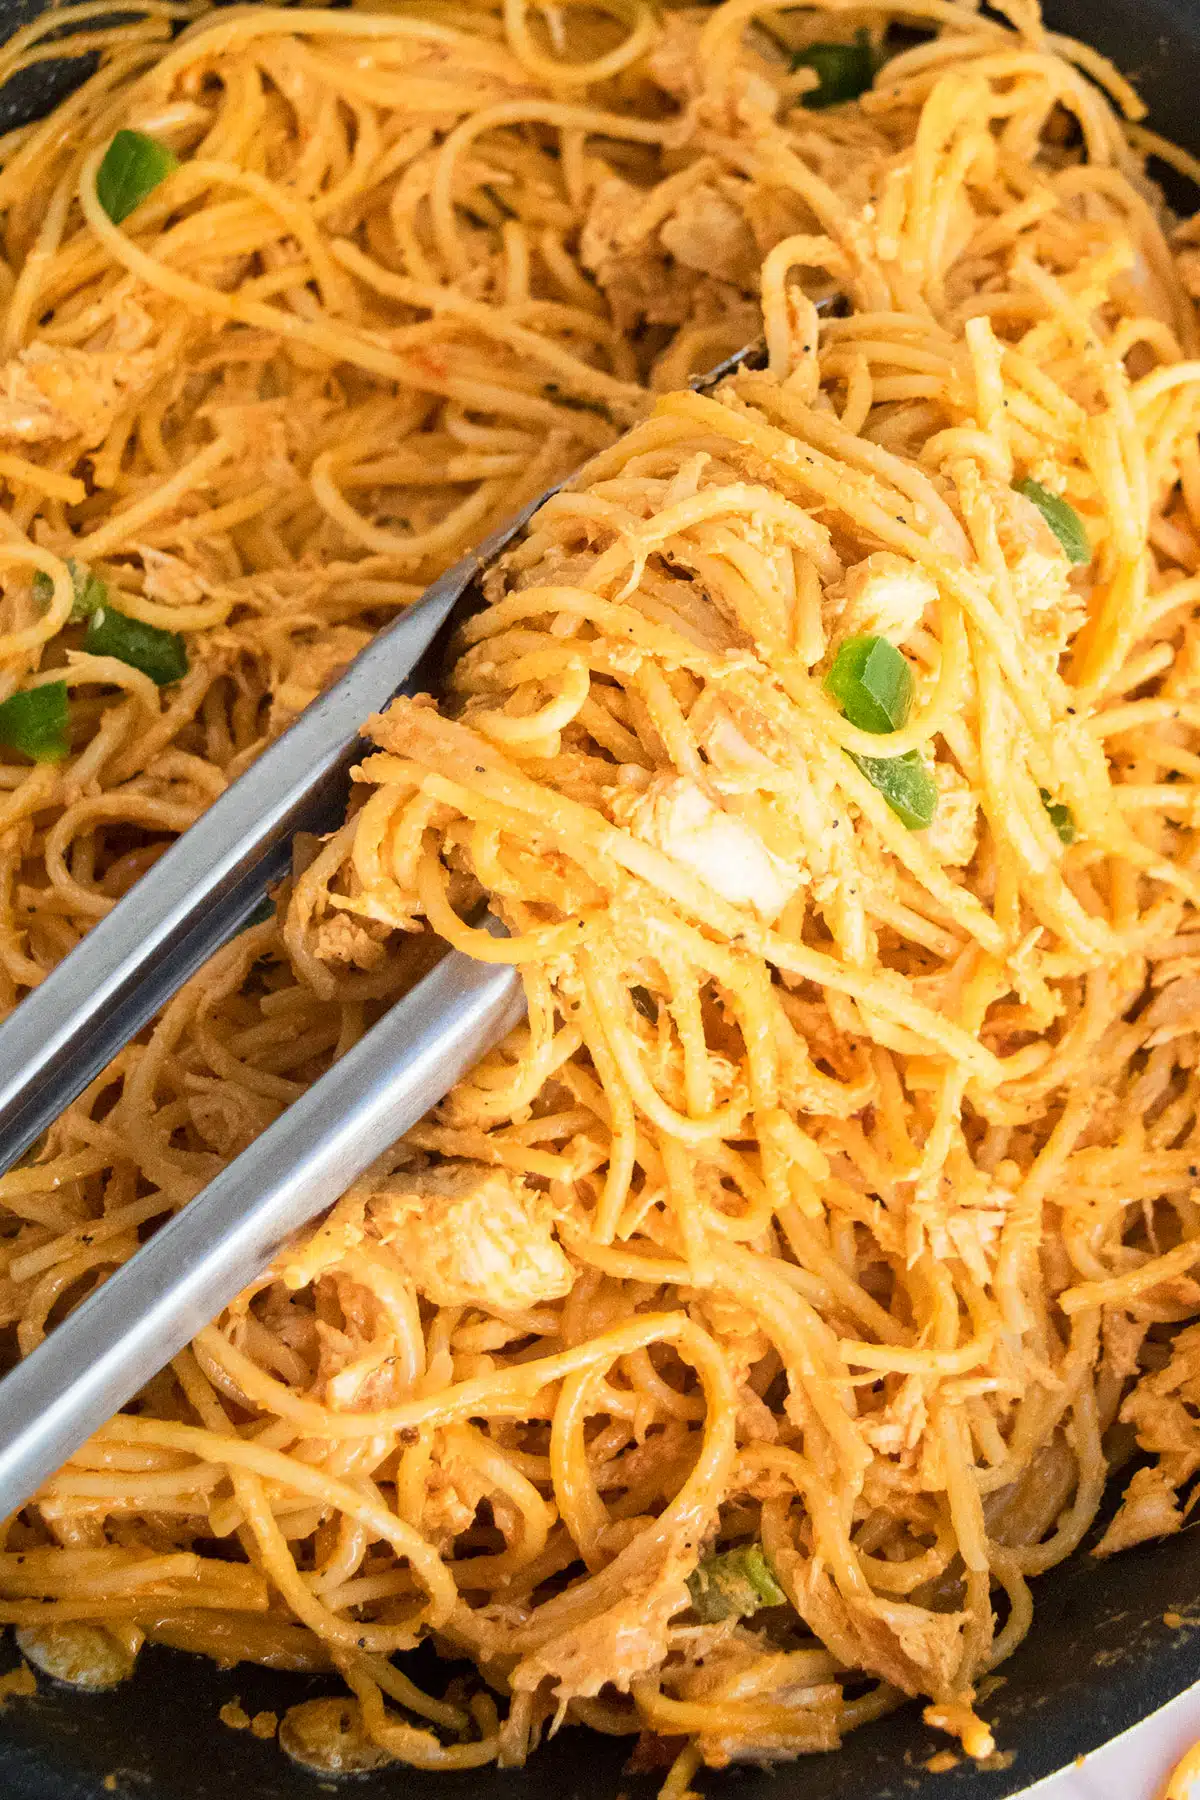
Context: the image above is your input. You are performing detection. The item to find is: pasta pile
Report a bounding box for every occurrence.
[4,0,1200,1785]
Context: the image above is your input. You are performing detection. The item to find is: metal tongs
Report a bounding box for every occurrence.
[0,342,767,1519]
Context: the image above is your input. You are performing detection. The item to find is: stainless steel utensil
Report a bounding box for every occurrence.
[0,925,524,1520]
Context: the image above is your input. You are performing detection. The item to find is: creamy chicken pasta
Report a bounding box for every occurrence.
[4,0,1200,1787]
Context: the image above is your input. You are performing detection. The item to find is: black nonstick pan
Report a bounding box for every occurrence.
[2,0,1200,1794]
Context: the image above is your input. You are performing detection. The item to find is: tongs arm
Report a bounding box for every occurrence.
[0,932,524,1521]
[0,496,543,1175]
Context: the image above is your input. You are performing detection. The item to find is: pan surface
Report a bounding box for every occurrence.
[1,0,1200,1794]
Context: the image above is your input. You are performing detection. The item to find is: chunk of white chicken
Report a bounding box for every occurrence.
[579,173,758,335]
[620,774,798,919]
[647,12,706,102]
[659,183,759,287]
[925,761,978,867]
[0,340,158,448]
[137,546,208,608]
[826,552,938,648]
[369,1162,572,1311]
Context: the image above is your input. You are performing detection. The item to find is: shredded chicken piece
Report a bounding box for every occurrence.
[659,182,759,287]
[100,297,157,352]
[826,552,938,647]
[323,1338,406,1413]
[1141,975,1200,1047]
[307,1245,419,1413]
[943,1202,1004,1285]
[137,545,209,608]
[858,1380,929,1459]
[926,761,979,867]
[188,1083,281,1159]
[0,340,158,447]
[311,911,390,972]
[693,699,775,789]
[1118,1320,1200,1492]
[513,1559,693,1701]
[647,12,783,128]
[617,774,799,919]
[1093,1464,1184,1558]
[1101,1308,1148,1384]
[579,173,757,334]
[368,1161,572,1310]
[420,1431,519,1547]
[788,1560,966,1696]
[646,13,707,104]
[422,1450,488,1542]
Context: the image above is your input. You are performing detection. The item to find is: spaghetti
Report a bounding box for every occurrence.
[2,0,1200,1782]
